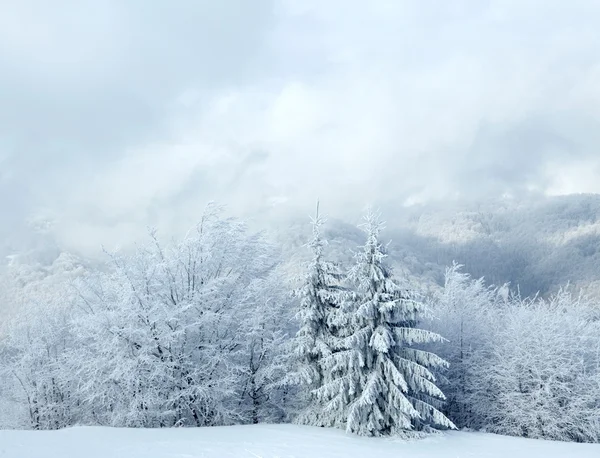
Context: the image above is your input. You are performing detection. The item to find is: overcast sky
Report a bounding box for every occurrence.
[1,0,600,254]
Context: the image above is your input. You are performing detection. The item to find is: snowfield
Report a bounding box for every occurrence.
[0,424,598,458]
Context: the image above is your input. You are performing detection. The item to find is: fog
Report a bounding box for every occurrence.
[2,1,600,255]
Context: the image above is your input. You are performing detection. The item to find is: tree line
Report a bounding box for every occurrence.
[0,203,598,442]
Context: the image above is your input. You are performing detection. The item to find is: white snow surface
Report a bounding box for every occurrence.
[0,424,598,458]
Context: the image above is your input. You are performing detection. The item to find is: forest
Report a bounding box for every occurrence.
[0,201,598,443]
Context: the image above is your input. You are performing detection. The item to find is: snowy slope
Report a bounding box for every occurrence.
[0,424,598,458]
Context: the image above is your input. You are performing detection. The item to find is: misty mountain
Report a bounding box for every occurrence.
[388,193,600,297]
[279,194,600,298]
[3,194,600,310]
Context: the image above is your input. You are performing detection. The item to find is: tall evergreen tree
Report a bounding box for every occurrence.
[289,203,346,425]
[319,209,455,436]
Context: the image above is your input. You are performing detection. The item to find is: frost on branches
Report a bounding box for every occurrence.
[69,203,287,428]
[289,205,347,426]
[468,289,600,443]
[239,271,292,425]
[319,209,455,436]
[425,263,499,428]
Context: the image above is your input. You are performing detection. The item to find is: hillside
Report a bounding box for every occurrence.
[3,194,600,316]
[306,194,600,298]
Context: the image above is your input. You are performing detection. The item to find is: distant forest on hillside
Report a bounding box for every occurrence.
[2,194,600,313]
[312,194,600,298]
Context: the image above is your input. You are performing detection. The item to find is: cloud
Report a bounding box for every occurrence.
[1,0,600,255]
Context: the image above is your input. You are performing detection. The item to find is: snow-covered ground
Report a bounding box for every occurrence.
[0,424,598,458]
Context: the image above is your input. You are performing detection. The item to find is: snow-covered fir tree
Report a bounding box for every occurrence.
[319,209,455,436]
[289,204,347,425]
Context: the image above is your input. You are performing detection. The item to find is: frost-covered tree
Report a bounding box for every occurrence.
[0,204,297,430]
[2,308,75,430]
[319,209,455,436]
[0,252,85,430]
[426,263,499,427]
[69,204,277,428]
[238,269,293,424]
[288,205,347,425]
[468,288,600,442]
